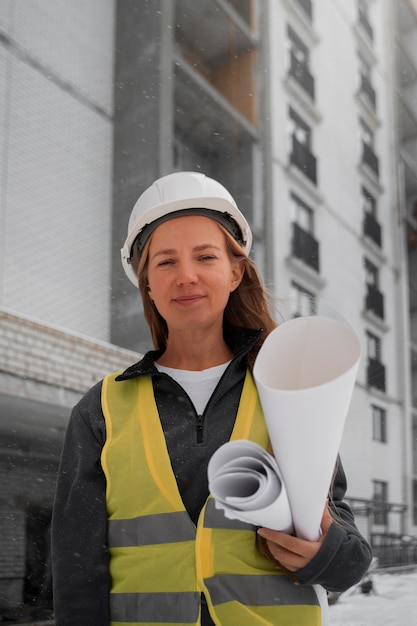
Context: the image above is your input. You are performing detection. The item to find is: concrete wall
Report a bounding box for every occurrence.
[0,0,115,341]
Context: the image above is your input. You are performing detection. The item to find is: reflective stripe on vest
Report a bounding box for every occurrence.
[101,369,321,626]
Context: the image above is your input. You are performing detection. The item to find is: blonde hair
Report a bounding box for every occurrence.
[137,223,277,369]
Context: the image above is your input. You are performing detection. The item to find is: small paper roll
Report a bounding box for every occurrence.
[208,440,293,532]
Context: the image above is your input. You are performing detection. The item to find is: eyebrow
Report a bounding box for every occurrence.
[151,243,222,260]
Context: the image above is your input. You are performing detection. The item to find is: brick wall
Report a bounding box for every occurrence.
[0,307,138,398]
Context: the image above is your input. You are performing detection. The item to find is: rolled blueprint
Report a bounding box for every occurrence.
[207,439,293,532]
[207,314,360,543]
[253,315,361,541]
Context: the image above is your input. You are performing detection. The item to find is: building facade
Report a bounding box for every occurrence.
[0,0,416,619]
[396,0,417,558]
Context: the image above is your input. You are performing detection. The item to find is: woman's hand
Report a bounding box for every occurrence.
[257,505,333,572]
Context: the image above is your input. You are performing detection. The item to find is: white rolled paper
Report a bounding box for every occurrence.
[253,315,361,541]
[207,439,293,532]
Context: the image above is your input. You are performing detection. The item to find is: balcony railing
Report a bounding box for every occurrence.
[363,212,382,247]
[360,75,377,109]
[362,142,379,178]
[345,497,413,568]
[367,357,386,392]
[371,533,417,568]
[292,222,320,272]
[366,284,384,319]
[290,136,317,185]
[289,52,315,100]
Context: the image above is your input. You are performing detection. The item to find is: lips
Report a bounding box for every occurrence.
[173,294,205,304]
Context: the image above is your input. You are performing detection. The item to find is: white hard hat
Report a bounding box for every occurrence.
[121,171,253,285]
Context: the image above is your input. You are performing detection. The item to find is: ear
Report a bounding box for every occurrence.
[146,284,154,301]
[230,261,245,293]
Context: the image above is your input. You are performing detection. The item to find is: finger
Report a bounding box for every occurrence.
[258,529,312,558]
[263,540,310,572]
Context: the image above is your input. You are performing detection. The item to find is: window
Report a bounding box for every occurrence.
[367,330,381,361]
[289,107,312,149]
[290,194,320,271]
[358,53,372,85]
[358,53,376,109]
[287,26,309,68]
[360,118,379,177]
[24,505,53,609]
[366,331,386,391]
[364,257,378,289]
[372,405,387,442]
[373,480,388,525]
[362,186,377,217]
[287,26,315,100]
[362,186,382,246]
[290,282,316,318]
[291,193,314,232]
[364,258,384,319]
[289,108,317,184]
[360,118,374,149]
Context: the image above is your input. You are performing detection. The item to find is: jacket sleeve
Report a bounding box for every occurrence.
[51,382,110,626]
[295,459,373,592]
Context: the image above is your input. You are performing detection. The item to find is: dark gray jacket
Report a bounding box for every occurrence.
[51,327,372,626]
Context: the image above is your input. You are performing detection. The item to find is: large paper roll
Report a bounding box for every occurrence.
[253,315,361,540]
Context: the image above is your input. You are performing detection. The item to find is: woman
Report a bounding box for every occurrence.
[51,171,372,625]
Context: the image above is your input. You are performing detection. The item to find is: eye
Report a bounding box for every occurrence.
[157,258,174,267]
[199,254,216,262]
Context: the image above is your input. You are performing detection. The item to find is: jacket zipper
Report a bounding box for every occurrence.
[196,414,204,444]
[158,374,206,444]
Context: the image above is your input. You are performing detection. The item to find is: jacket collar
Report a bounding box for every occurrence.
[116,327,262,381]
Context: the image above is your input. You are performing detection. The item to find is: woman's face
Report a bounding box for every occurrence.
[147,215,244,335]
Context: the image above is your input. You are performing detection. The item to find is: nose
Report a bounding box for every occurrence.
[175,259,198,286]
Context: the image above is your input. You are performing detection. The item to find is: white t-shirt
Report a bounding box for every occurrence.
[155,361,231,415]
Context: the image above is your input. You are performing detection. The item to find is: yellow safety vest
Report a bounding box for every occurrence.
[101,370,321,626]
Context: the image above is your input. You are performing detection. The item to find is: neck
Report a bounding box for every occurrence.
[157,327,233,371]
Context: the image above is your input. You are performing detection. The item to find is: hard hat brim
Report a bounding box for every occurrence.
[121,197,252,286]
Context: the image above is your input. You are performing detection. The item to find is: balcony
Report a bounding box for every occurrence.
[292,222,320,272]
[290,136,317,185]
[367,357,386,392]
[366,284,384,319]
[175,0,258,129]
[363,212,382,247]
[362,142,379,178]
[289,52,315,100]
[360,75,377,110]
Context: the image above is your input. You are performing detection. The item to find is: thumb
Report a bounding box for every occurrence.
[321,502,333,535]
